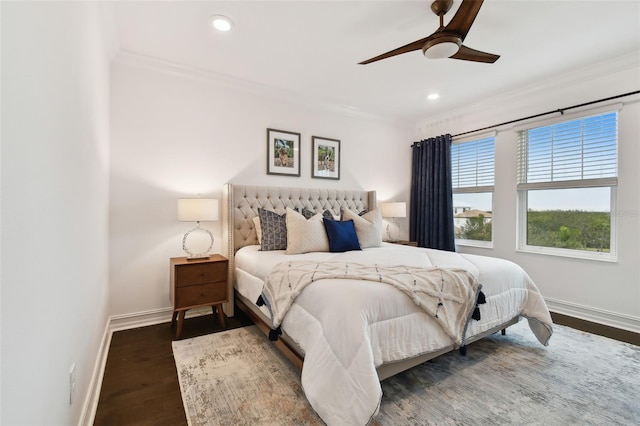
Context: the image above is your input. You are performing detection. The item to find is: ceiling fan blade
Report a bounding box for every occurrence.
[358,36,431,65]
[444,0,484,41]
[450,45,499,63]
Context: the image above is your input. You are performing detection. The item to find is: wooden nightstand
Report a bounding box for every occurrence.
[170,254,228,339]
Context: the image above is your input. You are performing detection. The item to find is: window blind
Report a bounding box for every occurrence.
[518,112,618,190]
[451,136,495,192]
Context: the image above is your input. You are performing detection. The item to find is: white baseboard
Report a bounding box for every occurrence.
[546,297,640,333]
[109,307,174,332]
[79,320,112,426]
[110,305,214,332]
[81,306,215,425]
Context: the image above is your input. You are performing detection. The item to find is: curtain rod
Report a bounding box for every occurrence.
[413,90,640,144]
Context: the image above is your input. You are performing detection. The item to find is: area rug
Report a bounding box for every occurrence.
[172,320,639,426]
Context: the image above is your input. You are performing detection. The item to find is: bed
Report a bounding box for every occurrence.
[221,183,553,426]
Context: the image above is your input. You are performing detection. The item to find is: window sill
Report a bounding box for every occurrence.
[455,239,493,249]
[517,245,617,262]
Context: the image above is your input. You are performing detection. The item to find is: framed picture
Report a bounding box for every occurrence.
[267,128,301,176]
[312,136,340,180]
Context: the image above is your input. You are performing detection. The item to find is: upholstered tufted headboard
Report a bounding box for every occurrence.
[220,183,376,315]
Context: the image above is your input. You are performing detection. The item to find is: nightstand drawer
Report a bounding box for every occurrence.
[176,282,227,307]
[176,262,227,286]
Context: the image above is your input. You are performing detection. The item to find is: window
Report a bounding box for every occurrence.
[517,111,617,260]
[451,136,495,246]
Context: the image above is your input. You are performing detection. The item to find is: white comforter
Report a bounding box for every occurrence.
[234,243,553,426]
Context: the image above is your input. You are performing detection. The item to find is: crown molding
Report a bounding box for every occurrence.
[416,51,640,130]
[112,50,411,127]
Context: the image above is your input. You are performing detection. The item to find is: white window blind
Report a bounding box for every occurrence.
[517,112,618,190]
[451,136,495,193]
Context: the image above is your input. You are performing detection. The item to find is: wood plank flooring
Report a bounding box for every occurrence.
[93,309,637,425]
[94,310,252,426]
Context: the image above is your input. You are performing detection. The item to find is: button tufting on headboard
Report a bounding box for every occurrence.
[226,184,376,254]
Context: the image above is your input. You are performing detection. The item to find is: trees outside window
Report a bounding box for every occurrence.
[517,111,617,260]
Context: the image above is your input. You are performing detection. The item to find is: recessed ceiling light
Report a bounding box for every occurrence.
[427,93,440,100]
[211,15,233,32]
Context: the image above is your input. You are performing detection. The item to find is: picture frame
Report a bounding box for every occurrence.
[312,136,340,180]
[266,128,301,176]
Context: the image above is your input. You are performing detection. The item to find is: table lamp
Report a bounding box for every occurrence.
[178,198,219,259]
[380,202,406,242]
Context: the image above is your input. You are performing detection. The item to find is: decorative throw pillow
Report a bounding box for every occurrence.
[252,216,262,245]
[285,208,330,254]
[300,208,336,221]
[322,209,337,220]
[297,208,315,219]
[341,208,383,248]
[258,208,287,251]
[323,218,361,252]
[340,208,368,220]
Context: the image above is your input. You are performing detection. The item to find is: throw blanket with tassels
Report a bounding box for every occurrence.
[257,261,485,347]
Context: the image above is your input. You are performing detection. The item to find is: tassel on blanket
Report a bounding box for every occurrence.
[471,290,487,321]
[472,306,481,321]
[460,289,487,356]
[269,327,282,341]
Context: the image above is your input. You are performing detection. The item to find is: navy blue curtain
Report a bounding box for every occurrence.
[410,134,455,251]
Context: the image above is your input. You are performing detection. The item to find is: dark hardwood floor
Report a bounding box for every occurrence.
[93,309,638,425]
[550,312,639,346]
[93,310,253,426]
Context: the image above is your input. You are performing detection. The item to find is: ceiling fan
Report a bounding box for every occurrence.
[359,0,499,65]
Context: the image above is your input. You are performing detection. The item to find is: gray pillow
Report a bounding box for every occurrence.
[298,208,316,219]
[300,208,335,221]
[322,209,336,220]
[258,208,287,251]
[340,208,368,220]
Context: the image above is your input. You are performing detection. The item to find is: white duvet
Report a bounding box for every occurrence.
[234,243,553,425]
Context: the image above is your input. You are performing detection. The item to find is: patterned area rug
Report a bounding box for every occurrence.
[172,320,639,426]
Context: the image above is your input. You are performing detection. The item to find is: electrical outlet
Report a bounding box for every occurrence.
[69,363,76,405]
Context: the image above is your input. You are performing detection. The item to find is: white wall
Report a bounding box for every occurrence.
[416,53,640,332]
[109,54,412,318]
[1,2,115,425]
[110,51,640,331]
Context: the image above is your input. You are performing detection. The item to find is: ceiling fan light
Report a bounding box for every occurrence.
[422,36,461,59]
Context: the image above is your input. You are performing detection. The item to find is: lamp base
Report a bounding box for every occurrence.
[182,224,214,259]
[186,254,212,261]
[385,220,400,242]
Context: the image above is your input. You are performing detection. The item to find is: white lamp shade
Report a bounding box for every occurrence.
[380,202,407,218]
[178,198,219,222]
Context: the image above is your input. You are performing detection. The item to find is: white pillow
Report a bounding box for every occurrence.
[252,216,262,245]
[341,208,383,248]
[285,207,330,254]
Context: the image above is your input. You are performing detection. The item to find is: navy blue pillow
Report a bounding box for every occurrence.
[323,219,361,252]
